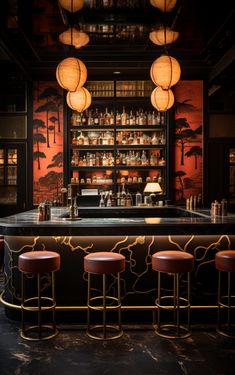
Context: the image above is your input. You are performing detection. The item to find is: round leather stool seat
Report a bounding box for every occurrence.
[152,251,194,273]
[84,252,125,275]
[19,251,60,274]
[215,250,235,272]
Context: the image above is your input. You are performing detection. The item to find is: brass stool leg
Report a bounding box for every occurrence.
[103,274,107,339]
[228,272,231,331]
[176,273,180,337]
[187,272,191,333]
[52,272,56,334]
[87,272,91,332]
[217,270,235,337]
[21,272,25,337]
[37,273,42,340]
[117,272,121,331]
[157,271,161,330]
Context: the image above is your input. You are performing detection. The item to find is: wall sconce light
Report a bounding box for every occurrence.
[56,57,87,91]
[66,87,92,111]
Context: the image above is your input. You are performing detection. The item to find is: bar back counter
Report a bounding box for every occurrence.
[1,206,235,323]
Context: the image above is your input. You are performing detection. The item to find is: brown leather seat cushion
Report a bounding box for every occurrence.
[215,250,235,272]
[18,251,61,273]
[152,250,194,273]
[84,252,125,275]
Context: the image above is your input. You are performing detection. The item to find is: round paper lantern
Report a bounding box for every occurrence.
[56,57,87,91]
[151,86,174,112]
[150,0,177,12]
[66,87,92,112]
[59,0,84,12]
[150,55,181,89]
[59,28,89,48]
[149,26,179,45]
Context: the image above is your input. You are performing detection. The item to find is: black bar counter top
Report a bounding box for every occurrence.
[0,206,234,236]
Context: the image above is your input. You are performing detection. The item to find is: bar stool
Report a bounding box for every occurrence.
[152,250,194,339]
[84,252,125,340]
[215,250,235,337]
[18,250,60,341]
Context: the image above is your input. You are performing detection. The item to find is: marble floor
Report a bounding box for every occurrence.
[0,306,235,375]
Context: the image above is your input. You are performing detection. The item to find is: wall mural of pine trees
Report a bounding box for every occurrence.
[173,81,203,203]
[33,82,64,204]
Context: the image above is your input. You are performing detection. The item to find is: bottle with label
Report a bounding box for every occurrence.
[120,183,126,206]
[99,192,105,207]
[135,191,142,206]
[121,106,127,125]
[126,190,133,207]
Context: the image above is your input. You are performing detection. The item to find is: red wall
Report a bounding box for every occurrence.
[33,82,64,204]
[173,80,204,203]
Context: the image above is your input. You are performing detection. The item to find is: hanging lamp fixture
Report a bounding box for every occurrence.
[56,57,87,91]
[150,55,181,89]
[149,26,179,46]
[66,87,92,112]
[59,27,89,48]
[151,86,174,111]
[58,0,84,12]
[150,0,177,12]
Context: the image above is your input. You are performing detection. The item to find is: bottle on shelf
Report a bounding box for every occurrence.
[135,191,142,206]
[126,190,133,207]
[99,192,105,207]
[120,183,126,206]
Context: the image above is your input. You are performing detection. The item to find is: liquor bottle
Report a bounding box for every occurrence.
[129,110,135,125]
[116,185,121,206]
[104,107,111,125]
[94,108,99,125]
[126,190,133,207]
[110,110,114,125]
[121,106,127,125]
[116,110,121,126]
[141,150,147,165]
[135,191,142,206]
[72,131,77,145]
[120,183,126,206]
[106,191,112,207]
[99,192,105,207]
[77,131,84,145]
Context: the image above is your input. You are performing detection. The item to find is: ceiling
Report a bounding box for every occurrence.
[0,0,235,111]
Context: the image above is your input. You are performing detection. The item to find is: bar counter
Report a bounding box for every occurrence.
[1,206,235,321]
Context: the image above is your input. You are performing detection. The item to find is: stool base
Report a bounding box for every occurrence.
[20,272,58,341]
[217,270,235,338]
[86,273,123,341]
[153,272,191,339]
[20,325,59,341]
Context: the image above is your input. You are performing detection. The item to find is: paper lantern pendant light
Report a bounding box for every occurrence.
[151,86,174,112]
[59,0,84,12]
[66,87,92,112]
[56,57,87,91]
[149,26,179,46]
[59,28,89,48]
[150,0,177,12]
[150,55,181,89]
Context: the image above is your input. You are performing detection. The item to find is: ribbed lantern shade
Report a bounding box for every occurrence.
[59,0,84,12]
[59,28,89,48]
[66,87,92,112]
[150,55,181,89]
[56,57,87,91]
[150,0,177,12]
[149,26,179,46]
[151,86,174,112]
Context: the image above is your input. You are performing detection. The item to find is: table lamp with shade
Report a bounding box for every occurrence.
[144,182,162,205]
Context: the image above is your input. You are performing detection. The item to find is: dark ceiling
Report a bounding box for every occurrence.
[0,0,235,111]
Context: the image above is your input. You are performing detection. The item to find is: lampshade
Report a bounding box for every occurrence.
[150,0,177,12]
[150,55,181,89]
[144,182,162,193]
[59,28,89,48]
[58,0,84,12]
[66,87,92,112]
[56,57,87,91]
[151,86,174,112]
[149,26,179,46]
